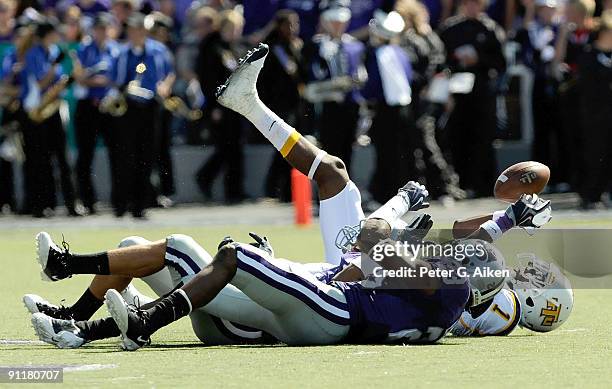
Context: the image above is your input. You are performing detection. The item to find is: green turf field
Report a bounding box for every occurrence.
[1,224,612,388]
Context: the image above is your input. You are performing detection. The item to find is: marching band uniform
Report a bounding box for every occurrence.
[302,1,367,173]
[439,11,506,197]
[194,29,246,203]
[362,11,417,204]
[578,40,612,206]
[22,22,78,217]
[514,1,563,187]
[0,45,19,212]
[113,18,172,217]
[74,16,119,214]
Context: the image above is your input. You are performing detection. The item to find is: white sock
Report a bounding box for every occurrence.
[369,193,411,225]
[245,99,300,157]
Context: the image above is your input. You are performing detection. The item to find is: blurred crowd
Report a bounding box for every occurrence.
[0,0,610,218]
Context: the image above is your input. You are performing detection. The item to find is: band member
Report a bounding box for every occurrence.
[362,11,417,204]
[23,19,79,217]
[0,8,27,213]
[439,0,506,198]
[259,9,304,202]
[194,10,246,203]
[514,0,563,190]
[302,0,367,174]
[553,0,595,193]
[73,13,119,215]
[146,11,176,208]
[577,10,612,208]
[112,12,173,218]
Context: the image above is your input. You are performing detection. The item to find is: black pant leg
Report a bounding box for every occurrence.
[113,112,134,213]
[157,109,175,196]
[46,112,76,208]
[131,102,156,215]
[319,102,358,172]
[223,110,244,201]
[31,119,55,212]
[0,158,14,208]
[75,100,98,208]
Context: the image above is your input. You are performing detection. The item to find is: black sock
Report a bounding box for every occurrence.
[69,252,110,275]
[75,317,120,341]
[145,290,191,335]
[70,289,103,321]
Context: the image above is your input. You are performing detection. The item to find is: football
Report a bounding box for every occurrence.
[494,161,550,202]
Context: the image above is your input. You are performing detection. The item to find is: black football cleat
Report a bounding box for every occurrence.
[23,294,73,320]
[105,289,151,351]
[36,232,73,282]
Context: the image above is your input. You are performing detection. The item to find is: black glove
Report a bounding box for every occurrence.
[217,236,234,250]
[399,181,430,211]
[395,213,434,243]
[248,232,274,257]
[506,194,552,228]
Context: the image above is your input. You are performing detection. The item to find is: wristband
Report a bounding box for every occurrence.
[492,210,514,232]
[481,220,503,241]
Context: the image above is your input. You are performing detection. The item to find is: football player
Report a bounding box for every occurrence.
[27,44,552,349]
[449,256,573,336]
[25,45,515,350]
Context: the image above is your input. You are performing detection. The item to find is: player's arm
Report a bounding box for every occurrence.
[452,214,493,239]
[332,263,365,282]
[369,181,429,225]
[465,194,552,243]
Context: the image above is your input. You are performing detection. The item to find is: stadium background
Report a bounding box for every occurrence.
[0,0,610,216]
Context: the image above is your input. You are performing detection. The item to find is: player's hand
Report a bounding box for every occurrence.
[248,232,274,257]
[399,181,429,211]
[506,194,552,228]
[396,213,433,243]
[217,236,234,250]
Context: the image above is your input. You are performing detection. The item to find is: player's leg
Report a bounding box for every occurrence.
[35,231,166,282]
[217,44,366,263]
[25,236,163,321]
[105,242,350,349]
[216,44,349,200]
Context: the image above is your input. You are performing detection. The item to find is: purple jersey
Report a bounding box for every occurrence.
[333,262,470,344]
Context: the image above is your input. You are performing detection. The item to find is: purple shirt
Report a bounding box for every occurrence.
[334,260,470,343]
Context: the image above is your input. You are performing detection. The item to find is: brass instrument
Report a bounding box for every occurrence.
[99,62,148,117]
[161,95,203,121]
[28,75,72,123]
[99,92,128,117]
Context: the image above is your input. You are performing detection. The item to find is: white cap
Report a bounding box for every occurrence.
[535,0,558,8]
[369,10,405,39]
[322,7,351,23]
